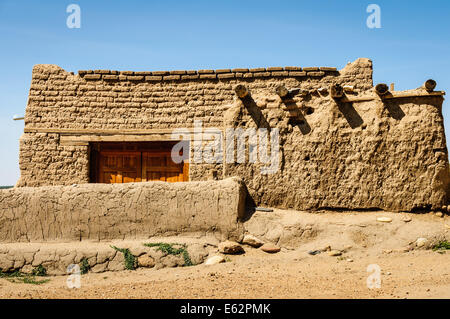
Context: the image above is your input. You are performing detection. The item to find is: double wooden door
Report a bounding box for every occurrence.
[98,150,188,184]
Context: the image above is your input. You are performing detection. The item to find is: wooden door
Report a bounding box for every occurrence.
[142,151,188,182]
[99,151,142,183]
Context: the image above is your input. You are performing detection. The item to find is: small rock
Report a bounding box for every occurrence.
[161,254,184,268]
[186,243,209,265]
[416,237,428,248]
[346,258,353,262]
[402,216,412,222]
[403,244,415,252]
[137,254,155,268]
[377,217,392,223]
[204,255,225,265]
[308,250,321,256]
[260,243,281,253]
[242,235,264,248]
[218,241,244,254]
[445,224,450,229]
[327,250,342,256]
[321,245,331,252]
[435,212,443,218]
[442,205,448,212]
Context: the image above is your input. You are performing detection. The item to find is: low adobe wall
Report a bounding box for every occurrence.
[0,177,246,243]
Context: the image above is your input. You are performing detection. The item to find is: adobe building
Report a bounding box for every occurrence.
[17,58,450,212]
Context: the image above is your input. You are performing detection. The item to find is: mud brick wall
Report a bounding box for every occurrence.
[0,178,246,242]
[18,59,371,187]
[225,95,450,211]
[16,58,450,211]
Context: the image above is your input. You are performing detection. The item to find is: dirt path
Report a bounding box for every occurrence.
[1,248,448,299]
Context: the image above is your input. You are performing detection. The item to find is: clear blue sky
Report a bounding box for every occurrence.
[1,0,449,185]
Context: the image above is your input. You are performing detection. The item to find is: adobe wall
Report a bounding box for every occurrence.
[18,59,371,187]
[0,177,246,242]
[226,94,450,211]
[16,58,450,211]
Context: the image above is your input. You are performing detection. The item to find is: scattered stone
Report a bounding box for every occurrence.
[383,249,393,254]
[218,241,244,254]
[403,243,415,252]
[346,258,353,262]
[204,255,225,265]
[260,243,281,253]
[327,250,342,256]
[377,217,392,223]
[435,212,443,218]
[402,216,412,222]
[242,234,264,248]
[161,254,184,268]
[321,245,331,252]
[186,243,210,265]
[416,237,428,248]
[445,224,450,229]
[308,250,321,256]
[137,254,155,268]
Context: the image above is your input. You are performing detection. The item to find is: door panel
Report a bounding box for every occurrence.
[142,151,187,182]
[99,151,141,183]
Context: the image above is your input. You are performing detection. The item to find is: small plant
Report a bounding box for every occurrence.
[31,265,47,276]
[144,242,193,267]
[0,270,21,278]
[111,246,137,270]
[432,240,450,251]
[0,268,50,285]
[19,276,50,285]
[80,258,91,274]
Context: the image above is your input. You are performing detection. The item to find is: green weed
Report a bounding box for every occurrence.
[80,258,91,274]
[0,266,50,285]
[111,246,137,270]
[432,240,450,251]
[144,242,193,266]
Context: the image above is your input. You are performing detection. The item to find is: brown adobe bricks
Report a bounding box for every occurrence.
[77,65,339,82]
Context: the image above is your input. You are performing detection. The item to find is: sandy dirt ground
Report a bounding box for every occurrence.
[0,246,449,299]
[0,211,449,299]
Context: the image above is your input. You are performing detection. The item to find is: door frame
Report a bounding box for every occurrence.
[90,142,189,183]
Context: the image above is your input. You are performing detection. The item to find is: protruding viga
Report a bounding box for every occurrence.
[234,84,249,98]
[424,79,437,92]
[375,83,389,96]
[275,85,289,98]
[330,83,344,99]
